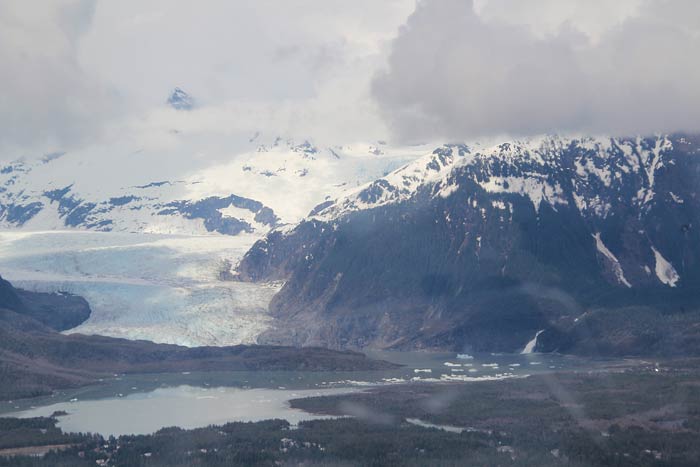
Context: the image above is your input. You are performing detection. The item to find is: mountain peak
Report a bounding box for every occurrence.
[167,87,194,111]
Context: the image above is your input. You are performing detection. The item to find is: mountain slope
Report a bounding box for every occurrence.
[0,275,91,331]
[0,129,432,347]
[0,135,425,235]
[236,134,700,355]
[0,276,396,400]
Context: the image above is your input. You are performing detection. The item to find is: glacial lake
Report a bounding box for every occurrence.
[0,351,623,436]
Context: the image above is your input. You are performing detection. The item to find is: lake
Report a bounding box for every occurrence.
[0,351,619,436]
[7,386,357,436]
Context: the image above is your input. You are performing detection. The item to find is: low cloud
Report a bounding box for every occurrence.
[0,0,119,154]
[373,0,700,142]
[0,0,416,156]
[76,0,416,147]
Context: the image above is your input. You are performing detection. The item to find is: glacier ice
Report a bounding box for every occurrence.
[0,231,279,346]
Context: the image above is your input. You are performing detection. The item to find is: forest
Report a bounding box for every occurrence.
[2,363,699,466]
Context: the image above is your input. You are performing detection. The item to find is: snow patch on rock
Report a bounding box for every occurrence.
[592,233,632,288]
[651,246,680,287]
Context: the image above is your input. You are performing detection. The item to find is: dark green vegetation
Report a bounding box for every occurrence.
[0,276,396,401]
[1,365,699,466]
[0,417,91,450]
[237,135,700,354]
[541,305,700,357]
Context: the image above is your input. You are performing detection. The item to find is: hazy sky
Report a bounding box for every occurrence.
[1,0,698,155]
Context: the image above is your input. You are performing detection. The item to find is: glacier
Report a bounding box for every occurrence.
[0,231,279,346]
[1,133,693,348]
[0,133,434,346]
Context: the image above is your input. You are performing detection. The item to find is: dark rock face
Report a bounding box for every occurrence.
[167,87,194,110]
[0,275,91,331]
[14,290,91,332]
[0,275,24,312]
[4,202,44,225]
[159,194,279,235]
[1,169,279,235]
[108,195,140,206]
[237,134,700,355]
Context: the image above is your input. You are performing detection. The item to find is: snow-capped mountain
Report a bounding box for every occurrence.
[4,127,698,355]
[0,128,431,347]
[0,88,428,237]
[311,135,683,225]
[0,135,427,236]
[237,134,700,355]
[167,87,195,111]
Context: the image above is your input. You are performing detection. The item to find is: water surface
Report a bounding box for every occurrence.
[0,351,624,436]
[9,386,356,436]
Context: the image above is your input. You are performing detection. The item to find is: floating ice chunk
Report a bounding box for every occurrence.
[339,380,375,386]
[381,378,407,384]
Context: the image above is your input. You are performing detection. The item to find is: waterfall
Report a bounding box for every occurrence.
[520,330,544,354]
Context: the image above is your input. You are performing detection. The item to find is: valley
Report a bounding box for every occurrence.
[238,135,700,354]
[2,359,699,466]
[0,230,276,346]
[1,134,699,466]
[4,2,700,464]
[1,350,610,435]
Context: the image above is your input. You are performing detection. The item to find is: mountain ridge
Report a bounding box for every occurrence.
[0,136,424,235]
[236,133,700,355]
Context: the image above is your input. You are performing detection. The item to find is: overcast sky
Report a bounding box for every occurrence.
[1,0,699,156]
[375,0,700,142]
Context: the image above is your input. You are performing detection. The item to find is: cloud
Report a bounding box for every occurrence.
[75,0,415,146]
[8,0,696,155]
[0,0,118,154]
[0,0,416,157]
[472,0,646,42]
[373,0,700,142]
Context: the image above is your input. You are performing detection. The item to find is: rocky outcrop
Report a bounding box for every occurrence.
[237,134,700,355]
